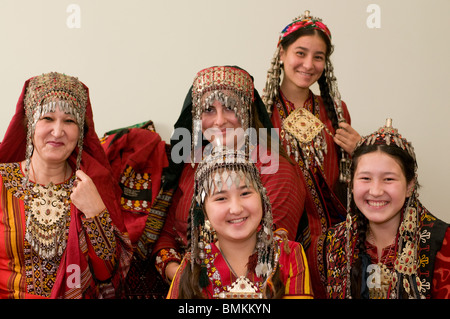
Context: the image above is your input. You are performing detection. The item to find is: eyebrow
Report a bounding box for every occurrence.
[355,171,401,177]
[294,46,326,55]
[210,185,252,196]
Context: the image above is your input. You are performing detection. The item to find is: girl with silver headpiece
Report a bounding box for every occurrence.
[146,66,306,285]
[0,72,132,298]
[167,148,313,299]
[326,119,450,299]
[262,10,361,298]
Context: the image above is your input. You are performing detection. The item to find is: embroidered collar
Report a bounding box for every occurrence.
[279,90,315,114]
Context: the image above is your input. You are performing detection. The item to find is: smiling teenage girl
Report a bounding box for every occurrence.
[326,119,450,299]
[262,10,361,298]
[167,148,313,299]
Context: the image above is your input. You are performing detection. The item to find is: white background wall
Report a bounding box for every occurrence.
[1,0,449,221]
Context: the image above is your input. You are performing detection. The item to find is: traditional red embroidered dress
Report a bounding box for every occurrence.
[167,236,313,299]
[0,75,132,299]
[154,152,305,280]
[270,90,350,298]
[0,163,124,298]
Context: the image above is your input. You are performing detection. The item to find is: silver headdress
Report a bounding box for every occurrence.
[191,66,255,165]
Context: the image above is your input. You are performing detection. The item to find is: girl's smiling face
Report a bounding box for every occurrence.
[280,33,327,90]
[352,150,414,227]
[204,174,262,245]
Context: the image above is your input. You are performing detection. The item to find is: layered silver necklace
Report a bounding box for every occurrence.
[25,161,73,259]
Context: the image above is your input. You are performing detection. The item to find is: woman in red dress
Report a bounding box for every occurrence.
[0,72,132,299]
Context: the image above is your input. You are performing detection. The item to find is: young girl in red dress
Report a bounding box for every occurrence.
[326,119,450,299]
[167,148,313,299]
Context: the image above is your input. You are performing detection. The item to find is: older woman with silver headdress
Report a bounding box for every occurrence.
[0,72,132,299]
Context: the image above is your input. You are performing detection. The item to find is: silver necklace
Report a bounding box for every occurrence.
[215,244,262,299]
[25,161,73,259]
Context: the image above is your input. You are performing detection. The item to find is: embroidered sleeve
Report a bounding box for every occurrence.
[155,248,182,281]
[82,209,117,260]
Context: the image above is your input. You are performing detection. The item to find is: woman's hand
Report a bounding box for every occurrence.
[70,170,106,218]
[334,122,361,155]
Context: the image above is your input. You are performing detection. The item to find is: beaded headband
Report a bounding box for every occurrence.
[24,72,87,127]
[191,66,255,159]
[277,10,331,47]
[23,72,88,182]
[192,66,254,106]
[353,118,417,170]
[189,147,274,286]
